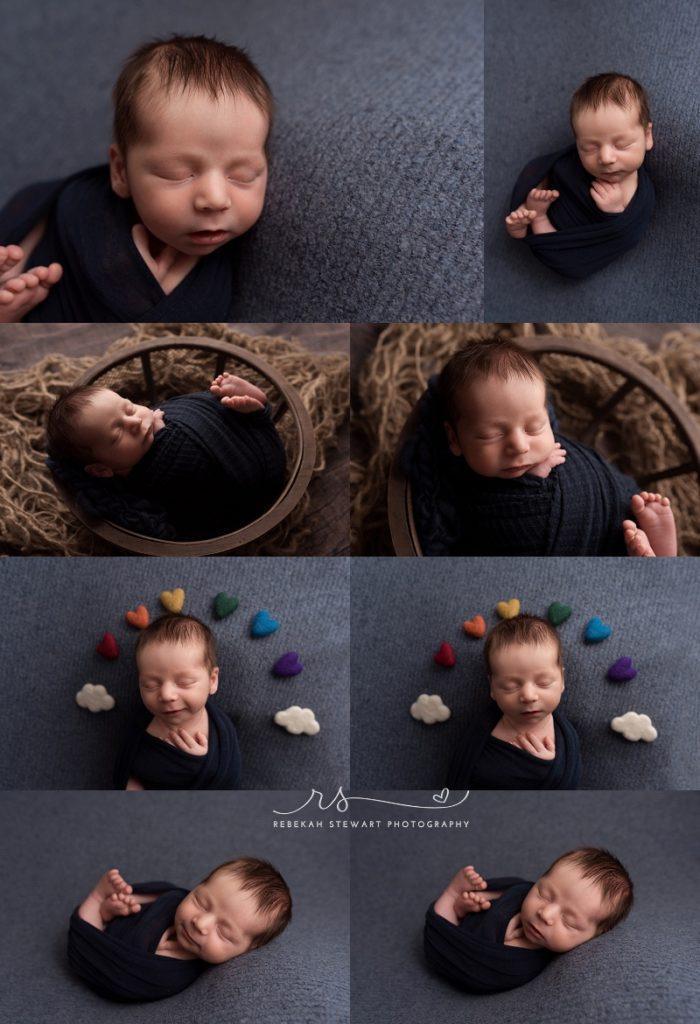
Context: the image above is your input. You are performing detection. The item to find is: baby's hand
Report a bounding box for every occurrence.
[151,408,166,434]
[511,731,556,761]
[168,727,208,756]
[454,889,492,919]
[527,442,567,479]
[590,179,626,213]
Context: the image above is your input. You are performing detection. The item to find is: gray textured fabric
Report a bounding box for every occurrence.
[484,0,700,320]
[0,558,349,789]
[0,0,482,321]
[0,790,349,1023]
[351,790,699,1024]
[350,558,700,789]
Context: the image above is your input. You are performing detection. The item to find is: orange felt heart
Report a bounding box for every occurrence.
[463,614,486,638]
[125,604,150,630]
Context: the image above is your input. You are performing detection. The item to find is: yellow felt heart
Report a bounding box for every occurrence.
[496,599,520,620]
[160,588,185,613]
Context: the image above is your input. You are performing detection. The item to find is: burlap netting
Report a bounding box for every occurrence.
[0,323,348,555]
[351,323,700,555]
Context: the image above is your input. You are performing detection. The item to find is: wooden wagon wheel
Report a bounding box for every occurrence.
[51,337,316,556]
[387,336,700,557]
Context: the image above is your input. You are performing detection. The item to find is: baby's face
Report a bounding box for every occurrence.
[78,388,157,476]
[137,639,219,729]
[573,101,653,183]
[520,860,609,952]
[445,374,555,478]
[110,87,269,256]
[175,870,269,963]
[488,639,564,726]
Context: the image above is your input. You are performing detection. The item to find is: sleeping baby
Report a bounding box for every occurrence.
[0,34,272,322]
[113,613,241,790]
[69,859,291,1001]
[47,371,286,541]
[505,73,654,279]
[425,848,633,994]
[403,337,677,557]
[448,614,580,790]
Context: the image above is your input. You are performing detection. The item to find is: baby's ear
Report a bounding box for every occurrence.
[645,122,654,151]
[109,144,131,198]
[85,463,114,478]
[209,667,220,694]
[444,421,463,457]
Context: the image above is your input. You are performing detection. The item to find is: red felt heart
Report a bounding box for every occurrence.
[96,632,119,660]
[433,642,456,668]
[463,614,486,638]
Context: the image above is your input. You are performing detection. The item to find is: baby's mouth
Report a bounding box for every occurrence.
[180,922,199,948]
[187,229,231,245]
[525,919,545,942]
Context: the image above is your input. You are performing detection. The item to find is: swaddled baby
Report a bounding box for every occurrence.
[70,859,291,1001]
[505,73,655,279]
[47,372,286,540]
[404,337,677,557]
[425,848,633,994]
[448,614,580,790]
[113,613,241,791]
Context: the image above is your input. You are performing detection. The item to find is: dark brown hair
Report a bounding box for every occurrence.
[204,857,292,949]
[484,613,563,674]
[113,34,274,153]
[46,384,108,462]
[543,847,634,934]
[438,338,545,426]
[570,73,651,130]
[135,614,218,674]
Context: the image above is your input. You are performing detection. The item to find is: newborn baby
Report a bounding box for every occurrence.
[0,35,272,322]
[113,613,241,791]
[404,337,677,557]
[69,859,291,1001]
[448,614,580,790]
[47,372,286,540]
[425,848,633,993]
[505,73,655,279]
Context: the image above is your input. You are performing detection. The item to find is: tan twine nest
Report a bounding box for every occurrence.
[0,323,348,555]
[351,322,700,555]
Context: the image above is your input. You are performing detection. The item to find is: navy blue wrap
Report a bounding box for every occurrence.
[113,700,242,791]
[0,166,239,321]
[67,881,207,1002]
[424,877,554,994]
[510,145,655,279]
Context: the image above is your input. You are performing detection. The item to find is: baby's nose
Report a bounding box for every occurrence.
[599,146,616,165]
[194,174,232,212]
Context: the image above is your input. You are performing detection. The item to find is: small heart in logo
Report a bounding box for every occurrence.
[496,599,520,620]
[125,604,149,629]
[251,609,280,638]
[432,788,449,804]
[548,602,572,627]
[213,593,239,620]
[607,657,637,682]
[160,588,185,613]
[463,614,486,638]
[584,616,612,643]
[273,651,303,677]
[433,642,456,668]
[96,632,119,660]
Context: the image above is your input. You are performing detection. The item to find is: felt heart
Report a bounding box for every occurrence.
[434,642,456,668]
[548,602,572,627]
[251,610,280,638]
[273,651,303,677]
[125,604,149,629]
[432,788,449,804]
[496,599,520,620]
[584,617,612,643]
[463,615,486,638]
[96,632,119,660]
[160,588,185,613]
[607,657,637,682]
[214,593,239,620]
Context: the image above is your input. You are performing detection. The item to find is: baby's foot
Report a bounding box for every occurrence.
[590,179,626,213]
[0,264,62,323]
[454,889,492,918]
[622,520,655,558]
[0,244,25,286]
[100,891,141,924]
[525,188,560,217]
[91,867,133,905]
[630,492,677,557]
[448,864,488,897]
[505,206,537,239]
[210,372,266,407]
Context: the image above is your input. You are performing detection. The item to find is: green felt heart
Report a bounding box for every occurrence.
[548,602,572,626]
[213,592,239,619]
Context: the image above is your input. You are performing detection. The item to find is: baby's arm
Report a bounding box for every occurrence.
[527,441,567,479]
[434,865,502,924]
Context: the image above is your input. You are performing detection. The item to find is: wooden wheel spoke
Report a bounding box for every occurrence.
[581,379,637,445]
[637,462,697,486]
[140,352,156,406]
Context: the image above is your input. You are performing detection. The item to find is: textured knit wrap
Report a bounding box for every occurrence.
[510,145,655,279]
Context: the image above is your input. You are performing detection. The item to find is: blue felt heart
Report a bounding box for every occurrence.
[607,657,637,682]
[251,609,280,638]
[584,616,612,643]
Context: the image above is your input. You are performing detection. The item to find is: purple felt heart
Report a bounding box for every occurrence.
[607,657,637,682]
[273,651,303,677]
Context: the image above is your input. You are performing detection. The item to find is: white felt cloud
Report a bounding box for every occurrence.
[410,693,451,725]
[611,711,658,742]
[274,705,320,736]
[76,683,116,713]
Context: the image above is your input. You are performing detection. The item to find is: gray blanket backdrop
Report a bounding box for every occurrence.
[485,0,700,320]
[0,557,349,789]
[351,790,698,1024]
[350,558,700,789]
[0,0,482,321]
[0,790,349,1024]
